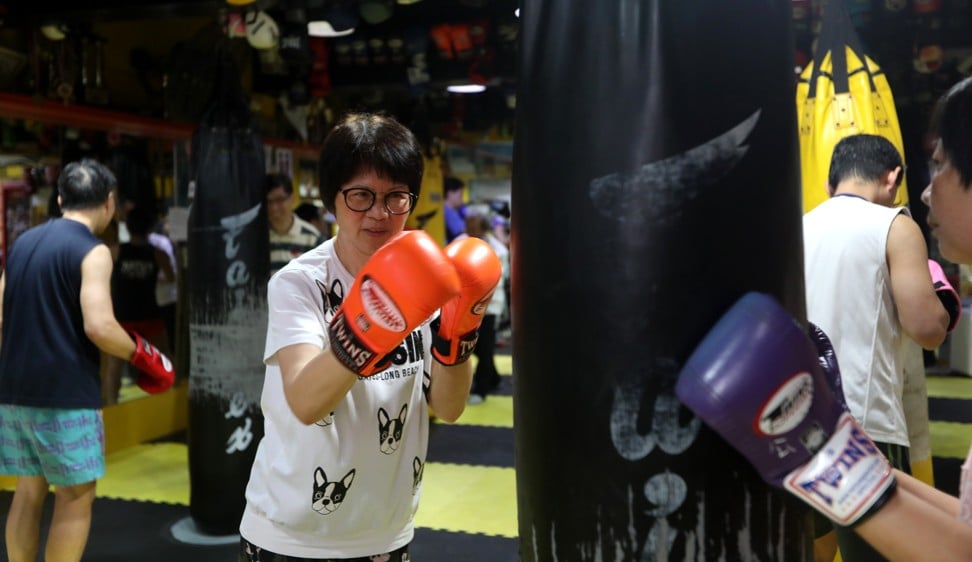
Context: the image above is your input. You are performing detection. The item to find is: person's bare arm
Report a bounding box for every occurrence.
[154,248,175,282]
[887,214,949,349]
[428,359,473,423]
[854,477,972,562]
[276,343,358,425]
[892,468,961,517]
[79,244,136,359]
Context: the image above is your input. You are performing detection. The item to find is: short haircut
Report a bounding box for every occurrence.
[294,201,322,223]
[265,173,294,196]
[444,176,464,194]
[827,134,904,189]
[932,76,972,189]
[58,159,116,211]
[318,113,423,214]
[125,206,155,237]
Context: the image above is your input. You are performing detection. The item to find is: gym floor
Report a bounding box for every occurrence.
[0,353,519,562]
[1,353,971,561]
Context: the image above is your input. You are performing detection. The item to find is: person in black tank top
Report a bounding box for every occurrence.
[103,206,174,406]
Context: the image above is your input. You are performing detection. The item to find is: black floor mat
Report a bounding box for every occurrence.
[0,491,519,562]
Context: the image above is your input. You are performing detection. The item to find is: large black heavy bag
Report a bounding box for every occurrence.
[513,1,810,560]
[186,43,269,536]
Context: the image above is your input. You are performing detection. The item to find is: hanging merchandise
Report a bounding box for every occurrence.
[796,0,908,213]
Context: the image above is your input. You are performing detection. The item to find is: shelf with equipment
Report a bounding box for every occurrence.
[0,91,319,158]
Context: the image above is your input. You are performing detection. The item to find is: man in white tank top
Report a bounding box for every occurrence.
[803,134,950,562]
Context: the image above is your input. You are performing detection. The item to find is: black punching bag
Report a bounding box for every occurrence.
[513,2,810,560]
[186,45,269,535]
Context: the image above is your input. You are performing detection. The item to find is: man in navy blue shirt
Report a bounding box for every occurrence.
[0,159,173,562]
[443,176,467,243]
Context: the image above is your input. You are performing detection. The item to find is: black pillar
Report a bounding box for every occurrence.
[512,1,811,559]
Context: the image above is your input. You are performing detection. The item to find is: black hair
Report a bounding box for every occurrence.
[318,113,423,214]
[932,76,972,189]
[444,176,465,194]
[827,134,904,189]
[125,206,155,237]
[58,158,117,211]
[265,173,294,196]
[294,201,322,223]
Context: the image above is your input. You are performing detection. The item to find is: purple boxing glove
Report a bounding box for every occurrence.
[676,292,895,526]
[929,259,961,332]
[808,322,847,409]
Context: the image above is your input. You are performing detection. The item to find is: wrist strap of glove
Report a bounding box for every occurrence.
[329,311,387,376]
[430,317,479,366]
[782,412,896,526]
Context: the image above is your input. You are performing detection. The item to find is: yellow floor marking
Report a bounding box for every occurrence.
[415,462,517,538]
[98,443,189,505]
[92,444,519,538]
[927,375,972,399]
[929,422,972,459]
[495,355,513,376]
[445,396,514,428]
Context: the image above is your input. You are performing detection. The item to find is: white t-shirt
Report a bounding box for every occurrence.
[240,238,432,558]
[804,195,909,447]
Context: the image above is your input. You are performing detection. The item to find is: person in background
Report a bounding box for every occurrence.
[0,159,173,562]
[294,201,331,240]
[463,212,510,404]
[148,213,178,370]
[239,112,501,561]
[802,133,950,562]
[266,173,328,277]
[103,206,175,405]
[443,176,467,243]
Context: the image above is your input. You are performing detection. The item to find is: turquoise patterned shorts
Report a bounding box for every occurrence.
[0,405,104,486]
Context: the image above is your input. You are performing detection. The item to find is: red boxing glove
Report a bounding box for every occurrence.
[329,230,461,376]
[432,237,503,366]
[929,259,961,332]
[129,332,175,394]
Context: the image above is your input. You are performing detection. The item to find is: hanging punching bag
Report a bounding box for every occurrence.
[796,0,909,213]
[186,43,269,536]
[513,1,810,560]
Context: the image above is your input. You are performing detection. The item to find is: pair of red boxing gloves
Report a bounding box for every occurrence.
[328,231,502,376]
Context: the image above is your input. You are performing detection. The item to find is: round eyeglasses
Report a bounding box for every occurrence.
[339,187,417,215]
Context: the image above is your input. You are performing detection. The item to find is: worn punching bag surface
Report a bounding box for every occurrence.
[186,46,269,535]
[513,2,809,560]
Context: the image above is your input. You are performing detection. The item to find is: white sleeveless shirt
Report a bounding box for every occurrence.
[803,195,910,447]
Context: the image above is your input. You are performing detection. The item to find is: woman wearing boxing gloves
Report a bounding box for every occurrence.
[239,113,502,562]
[0,159,173,562]
[677,76,972,562]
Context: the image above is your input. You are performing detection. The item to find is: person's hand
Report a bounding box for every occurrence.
[676,292,896,526]
[129,332,175,394]
[431,237,503,365]
[329,230,460,376]
[929,259,961,332]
